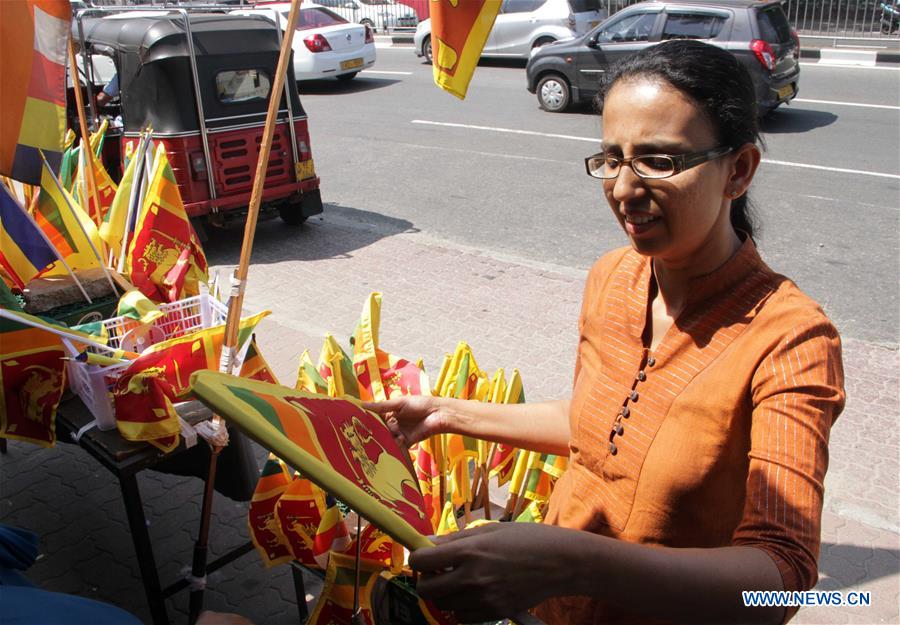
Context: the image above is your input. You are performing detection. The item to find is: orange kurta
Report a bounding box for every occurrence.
[539,238,845,624]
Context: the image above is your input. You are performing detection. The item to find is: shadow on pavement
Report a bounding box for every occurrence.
[761,108,838,134]
[203,203,416,266]
[817,542,900,590]
[297,76,401,95]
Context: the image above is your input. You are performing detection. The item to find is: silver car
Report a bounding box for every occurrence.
[414,0,607,62]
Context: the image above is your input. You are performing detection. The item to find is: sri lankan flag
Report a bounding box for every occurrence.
[351,292,430,402]
[488,368,525,486]
[275,475,325,567]
[430,0,501,99]
[73,140,117,223]
[34,158,104,275]
[312,494,351,568]
[307,551,380,625]
[0,312,66,447]
[126,145,207,303]
[317,333,358,399]
[295,349,328,394]
[112,311,269,451]
[248,454,294,567]
[0,0,70,184]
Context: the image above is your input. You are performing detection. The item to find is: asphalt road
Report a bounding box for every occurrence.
[287,48,899,347]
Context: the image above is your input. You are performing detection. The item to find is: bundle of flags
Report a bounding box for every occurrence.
[237,292,568,622]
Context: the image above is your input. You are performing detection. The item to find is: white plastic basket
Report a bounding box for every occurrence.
[63,294,228,430]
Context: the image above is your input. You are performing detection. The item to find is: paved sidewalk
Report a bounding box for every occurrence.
[1,211,897,624]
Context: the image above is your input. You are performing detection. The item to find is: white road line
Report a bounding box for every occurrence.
[412,119,900,180]
[361,70,413,75]
[412,119,599,143]
[800,61,900,71]
[760,159,900,180]
[793,98,900,110]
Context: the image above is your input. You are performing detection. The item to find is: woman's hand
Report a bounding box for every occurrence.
[409,522,576,623]
[363,395,447,448]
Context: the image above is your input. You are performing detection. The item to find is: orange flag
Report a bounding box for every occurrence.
[430,0,502,99]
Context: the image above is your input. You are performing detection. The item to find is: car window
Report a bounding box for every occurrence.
[596,12,657,43]
[316,0,338,6]
[215,69,270,105]
[757,5,792,44]
[661,13,725,40]
[502,0,539,14]
[286,7,349,30]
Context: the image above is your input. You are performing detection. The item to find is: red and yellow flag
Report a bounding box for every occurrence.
[112,311,269,451]
[351,292,429,401]
[312,494,352,568]
[0,0,70,184]
[125,145,207,303]
[275,475,326,567]
[0,314,66,447]
[248,455,294,567]
[307,551,381,625]
[430,0,502,99]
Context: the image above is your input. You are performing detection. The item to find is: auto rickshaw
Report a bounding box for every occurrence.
[74,8,323,226]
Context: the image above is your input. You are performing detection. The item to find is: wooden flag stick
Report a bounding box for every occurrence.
[67,39,103,232]
[189,2,302,622]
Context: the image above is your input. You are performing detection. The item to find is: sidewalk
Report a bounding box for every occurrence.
[1,212,898,624]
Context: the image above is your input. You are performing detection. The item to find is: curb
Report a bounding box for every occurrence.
[801,47,900,65]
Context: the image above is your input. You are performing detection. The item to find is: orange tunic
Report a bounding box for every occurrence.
[538,239,845,624]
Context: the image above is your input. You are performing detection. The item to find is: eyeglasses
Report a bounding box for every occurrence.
[584,146,733,180]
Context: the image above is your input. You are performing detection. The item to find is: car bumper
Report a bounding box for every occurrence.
[294,46,377,80]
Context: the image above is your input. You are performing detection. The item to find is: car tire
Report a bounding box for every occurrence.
[423,36,433,64]
[536,74,571,112]
[361,18,375,32]
[532,36,556,49]
[337,72,358,81]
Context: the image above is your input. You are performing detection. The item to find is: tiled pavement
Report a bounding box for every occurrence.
[2,209,897,624]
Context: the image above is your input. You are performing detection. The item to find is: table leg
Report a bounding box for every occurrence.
[119,472,169,625]
[291,563,309,623]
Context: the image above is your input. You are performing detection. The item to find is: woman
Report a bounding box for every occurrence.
[367,40,844,625]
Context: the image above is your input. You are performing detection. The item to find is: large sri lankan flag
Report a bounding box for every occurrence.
[0,0,71,184]
[190,371,434,550]
[431,0,501,99]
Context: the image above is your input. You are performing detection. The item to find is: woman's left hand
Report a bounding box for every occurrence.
[410,522,577,623]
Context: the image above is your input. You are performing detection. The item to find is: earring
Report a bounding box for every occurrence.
[729,190,739,198]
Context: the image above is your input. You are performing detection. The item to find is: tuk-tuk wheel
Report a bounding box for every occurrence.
[278,205,308,226]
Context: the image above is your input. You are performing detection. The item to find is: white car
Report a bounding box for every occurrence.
[232,3,376,81]
[313,0,418,32]
[414,0,606,62]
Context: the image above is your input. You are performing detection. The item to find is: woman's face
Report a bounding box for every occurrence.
[601,78,737,271]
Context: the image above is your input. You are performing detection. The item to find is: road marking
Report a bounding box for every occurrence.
[412,119,900,180]
[800,62,900,71]
[760,159,900,180]
[412,119,599,143]
[361,70,413,75]
[794,98,900,110]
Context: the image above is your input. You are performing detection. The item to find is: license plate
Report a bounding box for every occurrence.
[295,159,316,182]
[777,84,794,100]
[341,58,363,71]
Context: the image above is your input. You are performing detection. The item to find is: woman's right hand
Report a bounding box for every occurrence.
[363,395,448,448]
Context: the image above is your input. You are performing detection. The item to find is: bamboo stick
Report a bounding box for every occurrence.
[67,39,103,232]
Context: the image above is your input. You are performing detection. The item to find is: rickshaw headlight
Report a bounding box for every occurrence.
[190,152,208,179]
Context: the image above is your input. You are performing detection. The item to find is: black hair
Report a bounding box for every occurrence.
[596,40,762,239]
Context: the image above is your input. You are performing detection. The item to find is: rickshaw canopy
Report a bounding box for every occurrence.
[79,13,304,134]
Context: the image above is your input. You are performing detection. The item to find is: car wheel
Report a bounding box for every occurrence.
[537,74,571,112]
[423,36,433,64]
[337,72,358,81]
[532,36,556,49]
[361,18,375,32]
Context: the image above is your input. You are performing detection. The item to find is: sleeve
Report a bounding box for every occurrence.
[732,316,845,606]
[102,74,119,97]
